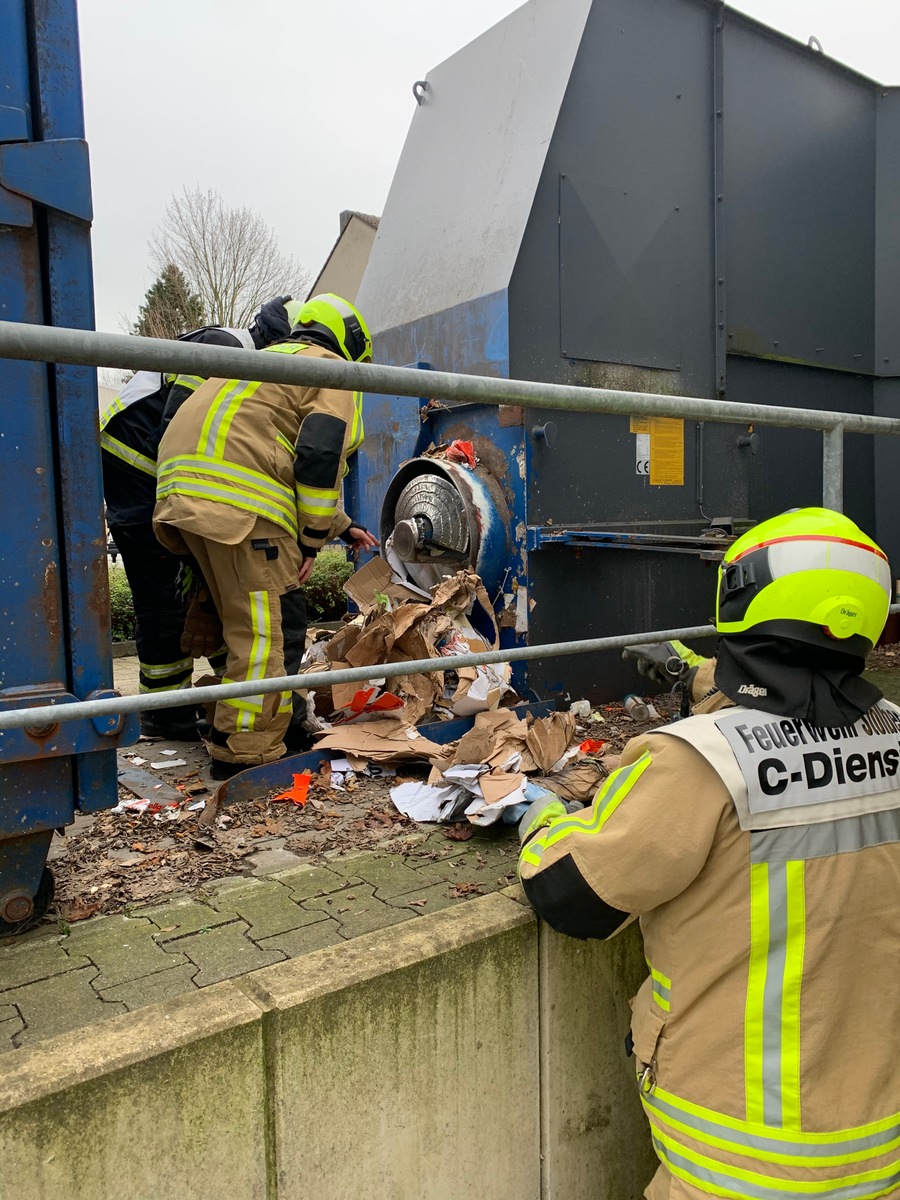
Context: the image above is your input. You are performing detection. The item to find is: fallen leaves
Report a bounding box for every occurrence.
[442,824,475,842]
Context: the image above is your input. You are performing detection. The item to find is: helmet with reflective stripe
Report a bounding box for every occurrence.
[716,507,891,657]
[286,293,372,363]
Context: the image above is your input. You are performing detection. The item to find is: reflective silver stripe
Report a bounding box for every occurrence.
[644,1089,900,1160]
[158,455,296,508]
[652,1134,900,1200]
[139,658,193,679]
[651,975,671,1011]
[100,432,157,476]
[109,370,164,412]
[761,865,788,1127]
[768,539,892,593]
[172,374,206,391]
[751,807,900,864]
[202,379,252,457]
[224,327,255,350]
[155,480,298,535]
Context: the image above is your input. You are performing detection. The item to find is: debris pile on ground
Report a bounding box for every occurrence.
[301,564,514,728]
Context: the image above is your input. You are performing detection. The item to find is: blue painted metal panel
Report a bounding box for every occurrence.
[32,0,133,812]
[0,0,135,923]
[0,138,92,219]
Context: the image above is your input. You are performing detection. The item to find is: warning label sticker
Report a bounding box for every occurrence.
[649,417,684,486]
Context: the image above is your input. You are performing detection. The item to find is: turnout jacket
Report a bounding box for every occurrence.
[100,325,254,528]
[153,343,361,555]
[519,664,900,1200]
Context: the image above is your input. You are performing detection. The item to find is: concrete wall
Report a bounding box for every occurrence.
[0,890,657,1200]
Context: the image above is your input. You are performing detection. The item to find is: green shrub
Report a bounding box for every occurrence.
[108,565,136,642]
[305,547,353,621]
[107,547,352,640]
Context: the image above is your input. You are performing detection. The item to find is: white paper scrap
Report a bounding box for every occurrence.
[126,755,147,765]
[465,781,528,827]
[159,749,179,756]
[151,759,187,769]
[390,781,466,823]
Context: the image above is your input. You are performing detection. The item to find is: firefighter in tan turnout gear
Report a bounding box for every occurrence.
[153,294,375,779]
[518,508,900,1200]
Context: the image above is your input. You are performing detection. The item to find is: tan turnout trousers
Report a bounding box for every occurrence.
[179,520,302,765]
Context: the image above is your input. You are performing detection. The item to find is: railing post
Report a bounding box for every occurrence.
[822,425,844,512]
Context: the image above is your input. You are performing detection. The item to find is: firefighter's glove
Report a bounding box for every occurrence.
[518,784,583,845]
[180,591,224,659]
[253,295,292,346]
[622,639,707,687]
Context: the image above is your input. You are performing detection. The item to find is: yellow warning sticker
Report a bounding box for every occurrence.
[649,418,684,486]
[629,416,650,433]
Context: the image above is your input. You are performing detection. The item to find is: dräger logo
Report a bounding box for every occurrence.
[738,684,767,698]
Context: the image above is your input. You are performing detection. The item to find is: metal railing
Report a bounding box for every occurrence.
[0,319,897,733]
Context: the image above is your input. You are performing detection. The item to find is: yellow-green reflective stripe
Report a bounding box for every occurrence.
[519,752,652,870]
[99,398,123,430]
[782,862,806,1129]
[276,432,295,456]
[644,1096,900,1167]
[349,391,364,452]
[139,658,194,678]
[542,751,651,846]
[648,1087,900,1152]
[220,695,265,713]
[198,379,260,458]
[158,455,296,508]
[746,862,770,1124]
[745,861,807,1129]
[648,965,672,1012]
[226,590,272,734]
[278,692,293,713]
[100,432,157,476]
[155,481,298,536]
[650,1123,900,1198]
[293,482,340,501]
[172,374,205,391]
[297,496,339,518]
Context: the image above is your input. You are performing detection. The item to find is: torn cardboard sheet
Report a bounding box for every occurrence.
[314,719,444,763]
[525,712,577,773]
[342,554,425,609]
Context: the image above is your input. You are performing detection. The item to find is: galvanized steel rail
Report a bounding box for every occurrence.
[1,320,899,435]
[0,624,719,732]
[0,320,896,731]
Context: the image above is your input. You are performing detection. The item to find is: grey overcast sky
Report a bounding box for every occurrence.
[77,0,898,335]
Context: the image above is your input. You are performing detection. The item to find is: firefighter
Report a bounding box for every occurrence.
[153,293,375,779]
[100,297,293,739]
[518,508,900,1200]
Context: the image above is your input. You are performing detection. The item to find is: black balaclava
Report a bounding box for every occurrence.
[714,634,882,728]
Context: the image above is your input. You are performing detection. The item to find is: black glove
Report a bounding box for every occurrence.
[339,522,367,544]
[621,639,707,687]
[251,295,292,347]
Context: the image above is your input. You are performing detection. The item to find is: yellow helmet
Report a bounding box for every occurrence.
[288,293,372,362]
[716,508,891,657]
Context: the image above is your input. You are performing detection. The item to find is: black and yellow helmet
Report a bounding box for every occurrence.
[716,507,891,657]
[285,293,372,363]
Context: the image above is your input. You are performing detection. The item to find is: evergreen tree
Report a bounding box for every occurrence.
[133,263,206,339]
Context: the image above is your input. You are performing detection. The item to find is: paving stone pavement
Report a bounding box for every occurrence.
[0,830,521,1053]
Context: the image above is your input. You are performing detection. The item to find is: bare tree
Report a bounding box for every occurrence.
[149,187,310,328]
